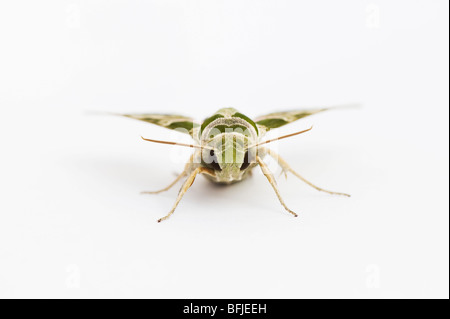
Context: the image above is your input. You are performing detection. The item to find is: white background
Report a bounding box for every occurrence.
[0,0,448,299]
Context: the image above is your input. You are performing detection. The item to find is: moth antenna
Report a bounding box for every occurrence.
[140,136,211,150]
[249,126,313,148]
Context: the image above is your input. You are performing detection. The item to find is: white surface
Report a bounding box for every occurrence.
[0,0,448,299]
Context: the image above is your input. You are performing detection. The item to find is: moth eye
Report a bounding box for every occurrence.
[240,151,251,171]
[206,150,222,171]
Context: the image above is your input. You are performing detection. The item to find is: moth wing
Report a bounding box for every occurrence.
[121,113,200,136]
[254,104,358,132]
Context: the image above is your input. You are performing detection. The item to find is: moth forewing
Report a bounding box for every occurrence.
[121,113,200,137]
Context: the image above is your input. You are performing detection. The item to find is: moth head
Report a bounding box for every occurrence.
[201,133,257,181]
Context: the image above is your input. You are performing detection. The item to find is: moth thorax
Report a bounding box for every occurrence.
[200,117,258,144]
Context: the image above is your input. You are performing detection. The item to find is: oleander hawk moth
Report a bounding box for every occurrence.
[120,106,352,222]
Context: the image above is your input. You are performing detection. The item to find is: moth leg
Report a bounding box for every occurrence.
[278,168,288,180]
[256,156,298,218]
[141,170,187,194]
[141,154,194,194]
[157,167,214,223]
[263,147,350,197]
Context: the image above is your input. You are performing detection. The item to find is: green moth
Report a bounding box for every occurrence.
[120,106,351,222]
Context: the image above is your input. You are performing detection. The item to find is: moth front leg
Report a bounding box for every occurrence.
[141,154,194,194]
[157,166,214,223]
[262,147,350,197]
[256,156,298,218]
[141,171,187,194]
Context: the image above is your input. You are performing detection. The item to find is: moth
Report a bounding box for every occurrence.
[119,106,351,222]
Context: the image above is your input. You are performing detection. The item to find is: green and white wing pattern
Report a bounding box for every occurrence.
[254,108,328,132]
[121,113,200,136]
